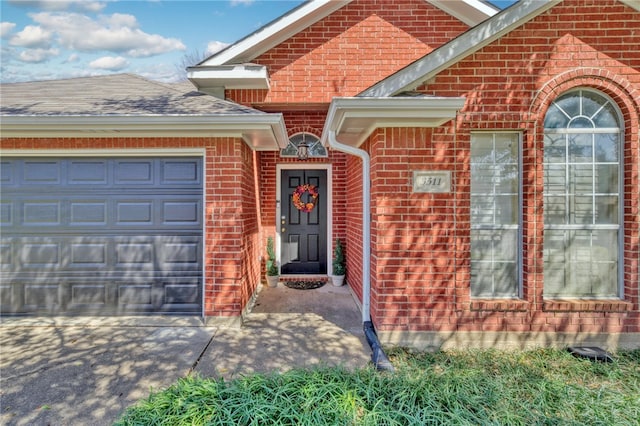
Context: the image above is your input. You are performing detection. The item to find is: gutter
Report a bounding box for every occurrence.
[326,130,394,372]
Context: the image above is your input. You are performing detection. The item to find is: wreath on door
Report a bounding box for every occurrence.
[292,184,319,213]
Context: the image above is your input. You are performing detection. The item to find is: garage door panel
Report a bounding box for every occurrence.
[116,201,154,225]
[0,242,13,269]
[68,160,108,184]
[1,201,13,225]
[70,202,107,225]
[23,201,61,226]
[115,160,155,185]
[23,160,61,185]
[1,161,14,184]
[1,157,203,316]
[70,242,108,267]
[161,160,201,185]
[162,200,200,225]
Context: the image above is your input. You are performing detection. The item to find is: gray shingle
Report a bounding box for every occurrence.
[0,73,264,117]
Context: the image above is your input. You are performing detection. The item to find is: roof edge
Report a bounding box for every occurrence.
[0,114,289,150]
[359,0,561,98]
[426,0,498,26]
[200,0,351,66]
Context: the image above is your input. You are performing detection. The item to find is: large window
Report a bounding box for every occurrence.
[543,89,622,298]
[471,132,521,298]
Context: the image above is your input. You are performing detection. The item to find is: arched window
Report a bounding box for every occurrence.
[543,89,622,298]
[280,133,327,158]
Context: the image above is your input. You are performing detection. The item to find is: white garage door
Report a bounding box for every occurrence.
[0,157,203,315]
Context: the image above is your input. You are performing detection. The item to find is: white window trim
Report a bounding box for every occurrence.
[470,131,523,299]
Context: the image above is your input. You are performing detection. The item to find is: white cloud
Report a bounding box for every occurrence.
[1,22,17,39]
[7,0,106,13]
[64,52,79,63]
[206,40,229,55]
[230,0,255,6]
[9,25,52,48]
[18,47,58,62]
[89,55,129,70]
[30,11,186,57]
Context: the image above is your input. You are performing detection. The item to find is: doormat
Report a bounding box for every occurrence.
[283,280,326,290]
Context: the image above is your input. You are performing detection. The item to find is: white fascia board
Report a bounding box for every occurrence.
[187,64,270,91]
[1,114,289,150]
[619,0,640,12]
[321,96,466,148]
[427,0,498,26]
[200,0,351,66]
[361,0,561,98]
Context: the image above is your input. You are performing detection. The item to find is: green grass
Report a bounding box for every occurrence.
[115,348,640,425]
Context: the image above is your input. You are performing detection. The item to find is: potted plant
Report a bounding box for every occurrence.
[265,236,279,287]
[332,239,346,286]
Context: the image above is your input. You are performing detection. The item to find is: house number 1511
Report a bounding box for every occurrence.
[412,171,451,193]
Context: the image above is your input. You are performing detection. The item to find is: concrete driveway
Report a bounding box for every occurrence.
[0,283,371,425]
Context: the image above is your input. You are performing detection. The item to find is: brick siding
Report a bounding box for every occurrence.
[227,0,468,105]
[367,0,639,335]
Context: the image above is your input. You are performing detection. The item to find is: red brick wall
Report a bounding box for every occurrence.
[367,0,640,336]
[227,0,468,105]
[0,136,262,318]
[205,139,265,317]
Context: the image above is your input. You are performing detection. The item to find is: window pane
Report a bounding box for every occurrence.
[544,134,566,162]
[544,229,619,297]
[568,133,592,163]
[582,91,606,118]
[569,165,593,194]
[471,195,495,224]
[593,103,619,128]
[470,165,495,193]
[595,164,618,194]
[544,164,566,194]
[494,134,517,163]
[471,133,493,158]
[470,229,518,297]
[594,195,618,224]
[471,133,520,298]
[570,195,593,224]
[308,141,327,157]
[495,195,518,224]
[544,195,566,224]
[595,134,619,162]
[497,165,518,193]
[544,103,570,128]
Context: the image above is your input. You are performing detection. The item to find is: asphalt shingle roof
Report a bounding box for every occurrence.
[0,73,264,117]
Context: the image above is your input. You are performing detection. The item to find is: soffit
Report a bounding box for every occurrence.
[321,96,466,148]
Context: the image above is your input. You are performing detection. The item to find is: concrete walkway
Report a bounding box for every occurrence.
[0,283,370,425]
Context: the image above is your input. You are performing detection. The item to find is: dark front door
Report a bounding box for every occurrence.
[280,169,327,274]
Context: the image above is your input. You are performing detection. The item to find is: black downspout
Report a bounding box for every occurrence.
[363,321,394,371]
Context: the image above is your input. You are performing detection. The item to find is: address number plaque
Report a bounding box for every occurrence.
[412,170,451,193]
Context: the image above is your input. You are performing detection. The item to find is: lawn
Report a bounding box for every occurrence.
[115,348,639,425]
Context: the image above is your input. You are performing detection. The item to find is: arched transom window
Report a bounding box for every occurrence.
[280,133,327,158]
[543,89,622,298]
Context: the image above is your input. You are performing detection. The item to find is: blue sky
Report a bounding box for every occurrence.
[1,0,516,84]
